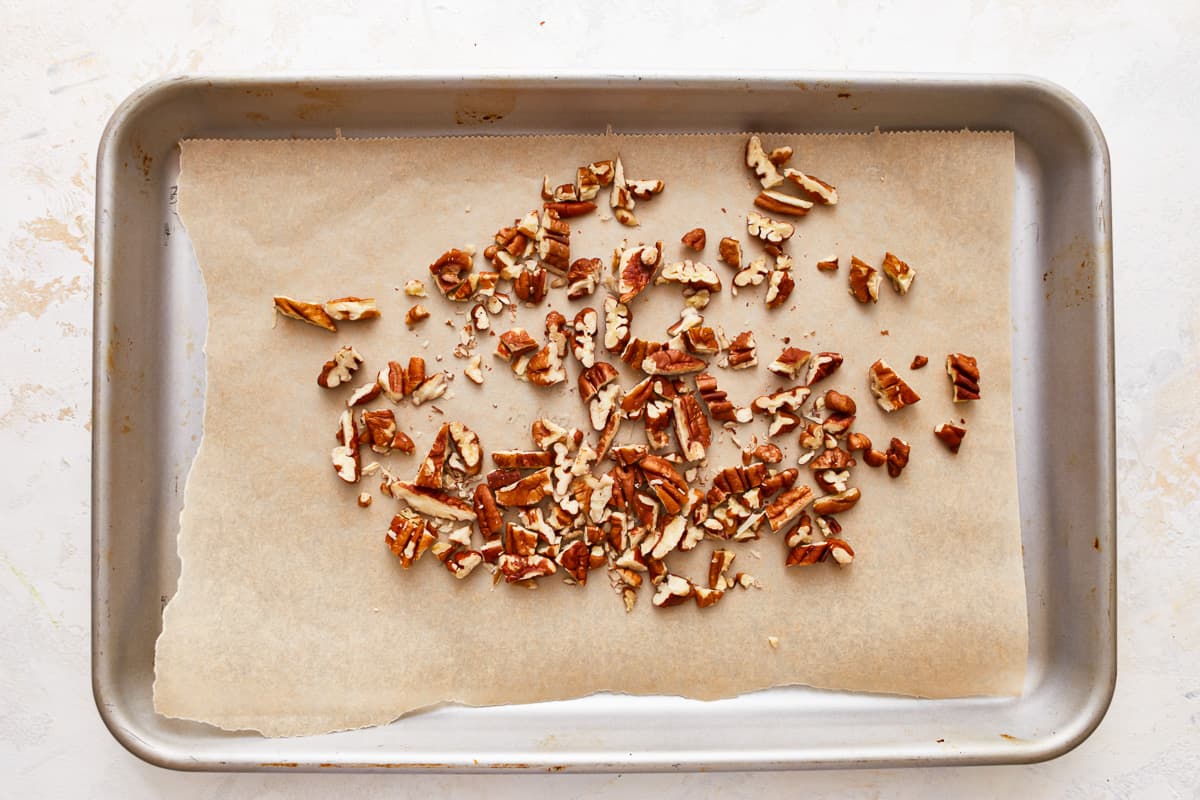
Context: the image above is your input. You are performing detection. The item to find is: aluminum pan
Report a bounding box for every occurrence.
[92,72,1114,772]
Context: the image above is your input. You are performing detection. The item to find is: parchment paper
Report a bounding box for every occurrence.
[155,131,1027,737]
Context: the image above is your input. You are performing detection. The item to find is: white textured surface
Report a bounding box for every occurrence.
[1,0,1196,795]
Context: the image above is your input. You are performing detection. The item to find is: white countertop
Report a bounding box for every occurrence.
[2,0,1196,796]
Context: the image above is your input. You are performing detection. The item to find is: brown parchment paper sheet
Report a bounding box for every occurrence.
[155,131,1027,737]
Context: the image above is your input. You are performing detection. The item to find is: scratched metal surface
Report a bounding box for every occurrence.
[92,74,1114,772]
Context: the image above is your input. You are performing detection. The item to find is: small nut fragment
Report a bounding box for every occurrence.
[826,538,855,566]
[694,586,724,608]
[681,228,706,251]
[496,328,540,361]
[727,331,758,370]
[499,553,557,583]
[566,257,601,300]
[495,467,554,507]
[846,432,872,452]
[754,189,813,217]
[602,295,632,354]
[783,168,839,205]
[673,394,712,462]
[331,409,360,483]
[717,237,742,270]
[881,252,916,295]
[805,352,843,386]
[362,409,399,454]
[357,492,372,508]
[324,296,381,322]
[745,134,785,189]
[812,487,861,515]
[767,347,811,380]
[411,371,451,406]
[731,255,771,295]
[848,256,881,304]
[765,484,814,532]
[824,390,856,415]
[543,200,596,219]
[863,448,887,468]
[579,362,620,404]
[317,345,363,388]
[934,422,967,454]
[869,359,921,412]
[627,178,665,200]
[616,241,663,303]
[768,145,793,166]
[570,307,599,368]
[447,421,482,477]
[273,295,337,332]
[656,259,722,293]
[428,248,475,297]
[767,409,802,438]
[403,279,427,297]
[885,437,911,478]
[815,256,839,272]
[642,349,708,376]
[764,267,795,308]
[405,304,430,326]
[746,211,795,244]
[911,354,929,370]
[946,353,981,401]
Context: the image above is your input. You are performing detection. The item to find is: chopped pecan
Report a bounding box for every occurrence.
[570,307,599,368]
[682,326,720,355]
[643,399,673,451]
[783,168,839,205]
[673,394,711,462]
[603,295,632,354]
[556,539,593,584]
[362,409,399,455]
[745,135,785,189]
[491,449,556,469]
[324,296,381,321]
[717,237,742,270]
[768,145,793,166]
[767,409,802,438]
[578,361,620,404]
[812,487,861,515]
[473,484,503,543]
[946,353,981,401]
[810,447,856,471]
[848,256,881,304]
[331,410,360,483]
[495,328,540,361]
[620,376,654,419]
[815,256,839,272]
[767,347,810,380]
[317,345,362,388]
[620,337,662,369]
[443,549,484,579]
[410,371,450,405]
[823,413,855,437]
[695,372,751,424]
[935,422,967,454]
[446,422,482,476]
[651,573,695,608]
[566,257,601,300]
[642,349,707,376]
[911,354,929,370]
[750,384,811,415]
[499,553,557,583]
[389,481,476,521]
[428,248,474,297]
[805,352,843,386]
[536,209,572,273]
[869,359,921,411]
[273,295,338,331]
[885,437,911,478]
[544,200,596,219]
[754,189,813,217]
[346,380,381,407]
[656,260,722,293]
[376,361,407,402]
[464,354,484,384]
[486,467,523,491]
[863,448,887,468]
[881,251,916,295]
[525,343,567,387]
[414,424,450,489]
[714,464,767,494]
[386,515,435,568]
[764,267,795,308]
[786,540,829,567]
[616,241,663,303]
[824,390,856,415]
[403,279,427,297]
[726,331,758,370]
[357,492,372,508]
[495,467,554,507]
[745,443,783,464]
[594,406,623,461]
[708,549,737,590]
[746,211,794,244]
[681,227,706,251]
[405,304,430,326]
[694,586,724,608]
[609,156,638,226]
[628,178,664,200]
[765,484,813,532]
[846,432,872,452]
[731,255,771,293]
[514,264,549,303]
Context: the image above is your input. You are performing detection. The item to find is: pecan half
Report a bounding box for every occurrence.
[514,264,549,303]
[273,295,337,332]
[946,353,981,401]
[869,359,921,412]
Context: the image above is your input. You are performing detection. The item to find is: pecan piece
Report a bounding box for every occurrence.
[886,437,911,478]
[616,241,663,303]
[848,256,881,304]
[824,390,856,415]
[745,135,785,189]
[764,267,795,308]
[750,385,811,415]
[566,257,601,300]
[783,168,839,205]
[578,361,620,404]
[708,549,737,590]
[765,484,814,532]
[571,307,599,368]
[656,259,722,293]
[911,354,929,370]
[414,423,450,489]
[869,359,921,412]
[731,255,771,294]
[405,304,430,326]
[317,345,362,388]
[620,337,662,369]
[273,295,337,332]
[494,467,554,507]
[428,248,474,297]
[810,447,856,471]
[495,328,539,361]
[805,352,843,386]
[603,295,632,353]
[556,539,593,584]
[385,515,435,568]
[673,394,711,462]
[767,347,811,380]
[331,409,360,483]
[681,228,706,251]
[651,573,695,608]
[642,349,707,376]
[935,422,967,454]
[362,409,399,455]
[543,201,596,219]
[946,353,981,401]
[324,296,380,321]
[881,251,916,295]
[826,538,855,566]
[513,264,549,303]
[491,450,556,469]
[717,237,742,270]
[388,481,476,521]
[812,487,861,515]
[499,553,557,583]
[754,189,813,217]
[746,211,794,244]
[682,326,720,355]
[726,331,758,370]
[695,372,752,424]
[815,256,839,272]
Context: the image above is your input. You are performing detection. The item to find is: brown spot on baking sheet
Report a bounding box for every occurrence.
[454,90,517,126]
[1093,537,1100,551]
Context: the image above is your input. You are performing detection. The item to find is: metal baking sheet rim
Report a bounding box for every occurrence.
[92,72,1115,772]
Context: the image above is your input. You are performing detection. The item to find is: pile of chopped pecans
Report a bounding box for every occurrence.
[273,137,984,612]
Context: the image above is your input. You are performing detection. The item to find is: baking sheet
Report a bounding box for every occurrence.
[154,130,1027,737]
